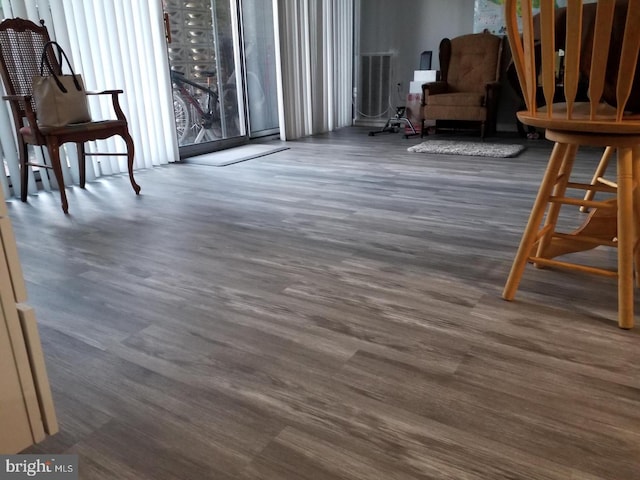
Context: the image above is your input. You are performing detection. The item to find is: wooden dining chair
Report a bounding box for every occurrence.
[0,18,140,213]
[502,0,640,329]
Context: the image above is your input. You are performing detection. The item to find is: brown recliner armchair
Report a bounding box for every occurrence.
[421,31,503,139]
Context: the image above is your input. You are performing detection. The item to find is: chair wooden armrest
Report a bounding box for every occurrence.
[2,94,41,137]
[85,90,124,95]
[86,90,127,122]
[2,94,30,101]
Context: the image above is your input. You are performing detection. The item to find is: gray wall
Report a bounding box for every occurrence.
[357,0,519,132]
[358,0,474,101]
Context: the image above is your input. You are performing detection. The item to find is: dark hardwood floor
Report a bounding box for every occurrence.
[12,127,640,479]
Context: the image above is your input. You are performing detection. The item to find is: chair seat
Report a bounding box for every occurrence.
[427,92,484,107]
[517,103,640,134]
[38,119,127,134]
[19,120,128,143]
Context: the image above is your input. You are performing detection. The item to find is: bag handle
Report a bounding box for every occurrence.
[39,41,83,93]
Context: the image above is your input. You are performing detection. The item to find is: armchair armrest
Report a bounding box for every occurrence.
[484,81,502,106]
[421,81,448,105]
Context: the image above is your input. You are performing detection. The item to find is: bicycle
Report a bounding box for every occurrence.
[171,69,238,145]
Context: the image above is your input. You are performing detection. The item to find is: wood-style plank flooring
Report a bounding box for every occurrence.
[11,127,640,479]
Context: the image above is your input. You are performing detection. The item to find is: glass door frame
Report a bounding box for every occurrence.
[237,0,280,139]
[164,0,250,159]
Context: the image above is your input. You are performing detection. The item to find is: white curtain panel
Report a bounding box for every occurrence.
[0,0,178,199]
[273,0,353,140]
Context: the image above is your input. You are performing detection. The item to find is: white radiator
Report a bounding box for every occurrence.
[358,53,393,118]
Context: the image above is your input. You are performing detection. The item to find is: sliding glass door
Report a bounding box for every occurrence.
[164,0,247,153]
[240,0,279,137]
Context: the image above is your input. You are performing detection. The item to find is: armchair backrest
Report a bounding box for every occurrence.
[0,18,59,119]
[440,32,503,94]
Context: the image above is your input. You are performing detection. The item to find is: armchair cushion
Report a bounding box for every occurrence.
[424,105,487,122]
[427,92,485,107]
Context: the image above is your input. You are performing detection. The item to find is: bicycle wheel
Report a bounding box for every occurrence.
[172,90,190,145]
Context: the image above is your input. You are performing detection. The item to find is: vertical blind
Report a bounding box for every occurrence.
[274,0,353,140]
[0,0,178,199]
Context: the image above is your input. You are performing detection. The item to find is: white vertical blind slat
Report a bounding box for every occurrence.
[133,1,161,168]
[275,0,353,140]
[23,0,37,21]
[82,0,119,176]
[93,1,119,176]
[272,0,286,140]
[0,143,10,198]
[0,106,24,197]
[326,1,334,131]
[1,1,14,17]
[148,0,178,163]
[141,0,177,166]
[114,0,147,169]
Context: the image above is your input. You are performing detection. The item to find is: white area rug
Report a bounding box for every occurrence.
[408,140,526,158]
[186,144,289,167]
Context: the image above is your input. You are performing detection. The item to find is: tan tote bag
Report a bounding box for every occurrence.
[32,41,91,128]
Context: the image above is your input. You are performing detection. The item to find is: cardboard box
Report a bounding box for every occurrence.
[409,81,423,93]
[404,92,423,134]
[413,70,438,83]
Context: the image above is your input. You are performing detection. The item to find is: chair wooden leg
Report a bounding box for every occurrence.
[581,146,614,213]
[19,140,28,202]
[535,143,578,260]
[122,131,140,195]
[617,147,634,329]
[76,142,86,189]
[46,139,68,214]
[503,142,568,300]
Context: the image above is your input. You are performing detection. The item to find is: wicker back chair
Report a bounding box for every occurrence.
[0,17,140,213]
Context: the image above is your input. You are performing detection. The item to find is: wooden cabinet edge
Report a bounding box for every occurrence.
[0,253,45,444]
[0,216,27,303]
[0,184,57,449]
[17,304,59,436]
